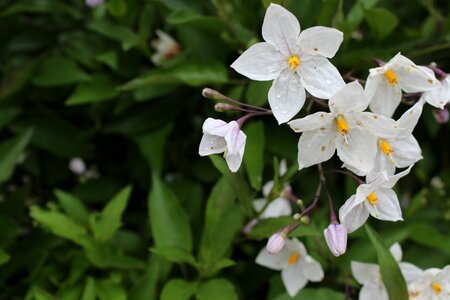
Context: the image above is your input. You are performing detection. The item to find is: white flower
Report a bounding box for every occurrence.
[408,266,450,299]
[365,53,438,117]
[421,76,450,109]
[198,118,246,173]
[339,165,412,233]
[324,223,347,257]
[253,160,292,218]
[69,158,86,175]
[352,243,423,300]
[230,3,345,124]
[150,30,181,65]
[288,81,400,174]
[256,238,324,297]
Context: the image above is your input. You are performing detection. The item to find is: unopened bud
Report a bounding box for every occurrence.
[266,232,286,254]
[324,223,348,257]
[433,107,449,124]
[300,216,310,224]
[202,88,223,100]
[293,213,301,220]
[296,199,304,207]
[214,103,235,112]
[69,158,86,175]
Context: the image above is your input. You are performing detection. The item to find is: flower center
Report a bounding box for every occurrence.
[336,115,349,135]
[287,251,300,265]
[384,69,398,86]
[288,55,300,70]
[378,139,395,164]
[367,192,378,205]
[431,282,442,295]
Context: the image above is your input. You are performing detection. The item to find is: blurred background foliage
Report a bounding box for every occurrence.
[0,0,449,299]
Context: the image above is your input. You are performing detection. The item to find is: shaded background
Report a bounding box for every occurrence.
[0,0,449,299]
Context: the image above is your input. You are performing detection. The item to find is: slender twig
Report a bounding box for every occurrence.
[324,169,364,185]
[323,181,337,223]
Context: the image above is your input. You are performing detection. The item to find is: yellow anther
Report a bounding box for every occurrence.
[287,251,300,265]
[288,55,300,70]
[367,192,378,205]
[431,282,442,295]
[384,69,398,86]
[336,115,349,145]
[379,139,395,163]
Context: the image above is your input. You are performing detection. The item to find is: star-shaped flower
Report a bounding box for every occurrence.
[339,165,412,233]
[421,76,450,109]
[288,81,400,174]
[408,266,450,299]
[230,3,345,124]
[365,53,438,117]
[198,118,246,172]
[256,238,324,297]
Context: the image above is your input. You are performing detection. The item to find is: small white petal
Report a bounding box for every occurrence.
[371,149,396,176]
[389,135,422,168]
[224,122,246,155]
[255,247,289,271]
[360,284,388,300]
[268,69,306,124]
[397,99,424,133]
[298,26,343,58]
[329,80,368,114]
[298,55,345,99]
[382,164,413,189]
[230,42,285,81]
[281,265,308,297]
[202,118,230,135]
[296,126,337,170]
[262,3,301,56]
[288,111,334,132]
[339,195,370,233]
[399,262,423,284]
[300,256,324,282]
[351,261,380,285]
[389,243,402,262]
[367,188,402,221]
[199,134,227,156]
[395,61,438,93]
[366,74,402,117]
[350,112,403,138]
[259,198,292,218]
[421,77,450,109]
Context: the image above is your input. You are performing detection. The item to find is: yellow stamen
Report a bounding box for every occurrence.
[431,282,442,295]
[378,139,395,164]
[336,115,349,145]
[384,69,398,86]
[287,251,300,265]
[367,192,378,205]
[288,55,300,70]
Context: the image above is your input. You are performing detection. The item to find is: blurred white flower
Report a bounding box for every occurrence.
[256,238,324,297]
[151,30,181,65]
[365,53,438,117]
[408,265,450,299]
[69,158,86,175]
[420,76,450,109]
[85,0,103,8]
[432,107,449,124]
[289,81,399,174]
[198,118,246,173]
[339,165,413,233]
[231,3,345,124]
[323,223,347,257]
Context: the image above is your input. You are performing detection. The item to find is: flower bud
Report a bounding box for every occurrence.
[266,232,286,254]
[324,223,347,257]
[214,103,235,112]
[202,88,223,100]
[69,158,86,175]
[433,108,449,124]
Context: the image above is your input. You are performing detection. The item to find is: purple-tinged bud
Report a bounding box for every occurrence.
[324,223,347,257]
[433,107,449,124]
[214,103,235,112]
[266,232,286,254]
[85,0,103,8]
[202,88,223,100]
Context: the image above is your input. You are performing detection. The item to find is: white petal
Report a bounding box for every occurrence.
[255,247,289,270]
[421,77,450,109]
[260,198,292,218]
[230,42,285,80]
[397,99,424,133]
[225,142,245,173]
[382,164,413,189]
[336,127,377,174]
[296,127,337,170]
[370,149,396,176]
[268,69,306,124]
[202,118,231,136]
[399,262,423,284]
[389,242,402,262]
[288,111,334,132]
[367,188,403,221]
[300,256,324,282]
[366,74,402,117]
[281,265,308,297]
[298,55,345,99]
[298,26,343,58]
[224,123,246,155]
[339,195,370,233]
[262,180,274,197]
[351,261,380,285]
[262,3,300,56]
[253,199,266,213]
[360,284,388,300]
[394,59,438,93]
[199,134,227,156]
[350,112,403,138]
[279,159,288,176]
[285,238,307,257]
[389,135,422,168]
[329,80,368,113]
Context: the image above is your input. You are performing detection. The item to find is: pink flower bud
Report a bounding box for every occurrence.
[266,232,286,254]
[324,223,347,257]
[433,108,449,124]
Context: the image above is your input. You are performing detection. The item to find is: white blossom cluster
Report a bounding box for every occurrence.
[198,3,450,298]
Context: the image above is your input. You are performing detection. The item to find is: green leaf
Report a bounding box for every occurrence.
[96,280,126,300]
[33,56,91,86]
[204,177,236,228]
[247,217,320,239]
[65,77,118,105]
[87,20,141,51]
[90,186,132,242]
[243,121,265,190]
[32,286,56,300]
[273,288,345,300]
[0,128,33,183]
[365,225,408,300]
[81,278,96,300]
[107,0,128,17]
[150,247,197,266]
[0,57,40,101]
[408,223,450,255]
[0,108,21,129]
[1,0,81,18]
[161,279,198,300]
[167,9,226,34]
[0,249,10,265]
[135,125,173,174]
[245,81,270,107]
[317,0,343,27]
[95,51,119,70]
[55,189,90,226]
[196,279,238,300]
[365,7,399,40]
[149,176,192,252]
